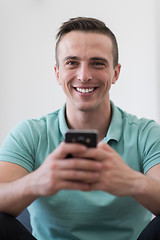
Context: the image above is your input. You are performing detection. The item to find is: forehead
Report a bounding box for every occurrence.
[57,31,113,60]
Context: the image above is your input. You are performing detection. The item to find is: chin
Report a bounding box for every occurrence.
[75,104,98,112]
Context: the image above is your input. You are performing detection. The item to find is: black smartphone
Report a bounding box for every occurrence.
[65,129,98,148]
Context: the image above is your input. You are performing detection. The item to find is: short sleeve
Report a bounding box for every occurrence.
[0,121,36,172]
[139,121,160,174]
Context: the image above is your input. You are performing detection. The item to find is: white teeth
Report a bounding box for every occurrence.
[76,87,95,93]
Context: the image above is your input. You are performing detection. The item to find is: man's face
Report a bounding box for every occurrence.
[55,31,121,112]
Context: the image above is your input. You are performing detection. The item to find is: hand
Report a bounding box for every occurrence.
[76,142,140,196]
[29,142,102,197]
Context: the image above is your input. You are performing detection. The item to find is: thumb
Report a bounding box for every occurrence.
[50,142,87,159]
[98,142,113,152]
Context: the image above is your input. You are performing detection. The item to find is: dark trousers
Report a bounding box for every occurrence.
[0,212,160,240]
[0,213,36,240]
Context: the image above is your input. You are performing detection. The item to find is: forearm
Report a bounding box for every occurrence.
[0,174,38,217]
[131,172,160,216]
[0,143,103,217]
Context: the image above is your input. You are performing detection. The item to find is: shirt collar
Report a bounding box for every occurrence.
[58,104,69,141]
[103,101,122,143]
[58,101,123,143]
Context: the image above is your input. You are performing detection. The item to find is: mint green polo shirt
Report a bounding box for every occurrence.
[1,101,160,240]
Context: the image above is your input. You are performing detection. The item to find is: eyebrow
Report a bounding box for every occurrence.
[90,57,109,64]
[63,56,80,62]
[63,56,109,64]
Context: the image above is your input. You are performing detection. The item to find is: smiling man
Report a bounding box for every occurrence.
[54,30,120,141]
[0,17,160,240]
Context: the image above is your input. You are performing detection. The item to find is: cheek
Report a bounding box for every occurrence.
[61,71,75,85]
[57,71,66,85]
[58,73,72,92]
[96,72,109,85]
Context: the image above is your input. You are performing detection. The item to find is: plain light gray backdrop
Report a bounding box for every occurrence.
[0,0,160,146]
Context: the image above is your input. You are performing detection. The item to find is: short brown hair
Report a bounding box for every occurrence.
[55,17,119,68]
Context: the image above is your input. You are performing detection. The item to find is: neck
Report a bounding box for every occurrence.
[65,101,112,142]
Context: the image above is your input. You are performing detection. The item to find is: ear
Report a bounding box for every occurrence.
[112,64,121,84]
[54,64,61,85]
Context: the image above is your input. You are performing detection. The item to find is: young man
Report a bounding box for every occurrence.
[0,17,160,240]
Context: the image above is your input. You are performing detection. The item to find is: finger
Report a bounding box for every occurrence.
[57,158,102,171]
[97,143,121,161]
[58,170,100,183]
[57,181,91,191]
[97,142,113,152]
[87,182,103,191]
[74,147,107,161]
[51,142,87,159]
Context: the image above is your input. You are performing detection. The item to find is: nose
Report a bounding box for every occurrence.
[76,63,92,82]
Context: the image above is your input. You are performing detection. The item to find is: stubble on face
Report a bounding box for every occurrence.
[55,31,119,114]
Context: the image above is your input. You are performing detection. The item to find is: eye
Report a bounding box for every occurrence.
[65,61,79,68]
[91,61,106,69]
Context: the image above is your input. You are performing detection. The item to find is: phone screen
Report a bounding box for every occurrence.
[65,129,98,148]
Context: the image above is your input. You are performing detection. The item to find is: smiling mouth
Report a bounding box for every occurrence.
[74,87,97,93]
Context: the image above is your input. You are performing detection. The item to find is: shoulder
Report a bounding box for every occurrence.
[2,109,62,151]
[12,109,61,134]
[118,106,159,129]
[117,106,160,142]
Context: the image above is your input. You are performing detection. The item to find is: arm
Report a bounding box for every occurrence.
[0,163,37,216]
[0,142,101,217]
[132,164,160,216]
[77,142,160,215]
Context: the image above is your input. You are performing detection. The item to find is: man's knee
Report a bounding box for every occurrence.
[138,215,160,240]
[0,212,15,230]
[0,212,17,239]
[0,212,36,240]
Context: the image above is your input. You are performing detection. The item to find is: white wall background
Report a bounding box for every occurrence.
[0,0,159,146]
